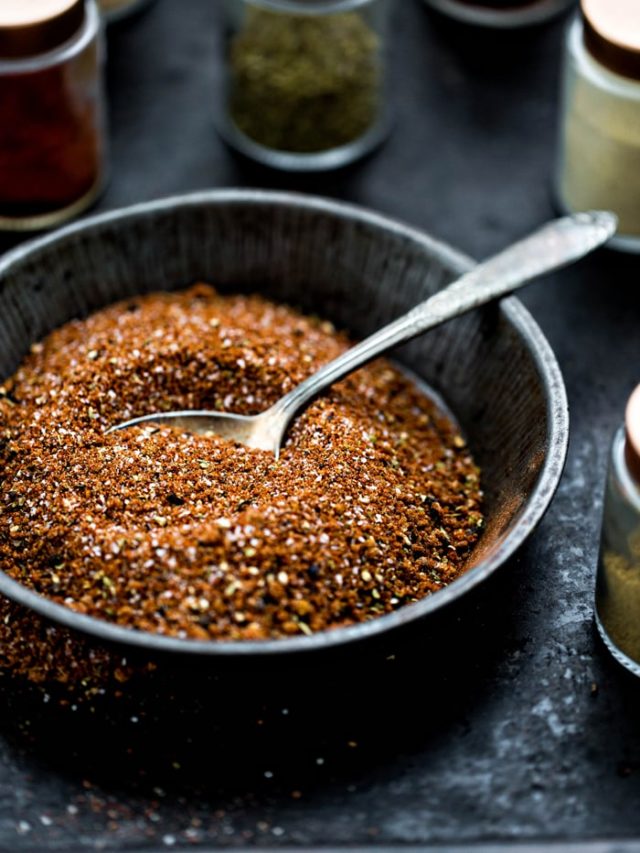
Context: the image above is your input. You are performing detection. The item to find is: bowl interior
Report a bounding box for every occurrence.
[0,191,568,654]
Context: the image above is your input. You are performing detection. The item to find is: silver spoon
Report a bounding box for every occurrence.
[107,211,616,456]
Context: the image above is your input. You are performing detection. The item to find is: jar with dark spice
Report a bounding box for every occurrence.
[98,0,157,24]
[595,385,640,677]
[219,0,391,171]
[421,0,575,28]
[0,0,107,232]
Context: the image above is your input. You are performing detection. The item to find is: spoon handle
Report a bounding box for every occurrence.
[270,211,616,419]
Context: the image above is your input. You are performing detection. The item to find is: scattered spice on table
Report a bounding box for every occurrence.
[228,6,381,153]
[0,284,483,648]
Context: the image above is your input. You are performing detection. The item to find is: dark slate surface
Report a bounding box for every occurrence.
[1,0,640,850]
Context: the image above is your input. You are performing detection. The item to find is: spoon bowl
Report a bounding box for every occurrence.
[115,408,287,453]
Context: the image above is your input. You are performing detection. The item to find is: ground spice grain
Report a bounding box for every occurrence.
[0,284,483,644]
[228,7,381,154]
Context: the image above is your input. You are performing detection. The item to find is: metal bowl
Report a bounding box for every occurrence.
[0,190,568,664]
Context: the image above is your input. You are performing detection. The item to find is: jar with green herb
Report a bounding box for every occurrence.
[219,0,391,171]
[596,385,640,677]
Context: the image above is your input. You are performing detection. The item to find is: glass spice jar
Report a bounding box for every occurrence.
[420,0,575,28]
[0,0,107,232]
[555,0,640,252]
[595,385,640,678]
[218,0,392,171]
[98,0,157,24]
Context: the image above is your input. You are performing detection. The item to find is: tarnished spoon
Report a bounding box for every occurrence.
[107,211,616,457]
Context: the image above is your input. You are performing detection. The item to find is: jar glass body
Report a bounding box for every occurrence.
[218,0,391,171]
[420,0,575,28]
[0,0,107,232]
[595,427,640,677]
[555,17,640,253]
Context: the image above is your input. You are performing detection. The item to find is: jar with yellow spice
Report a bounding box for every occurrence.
[556,0,640,252]
[219,0,392,171]
[596,385,640,677]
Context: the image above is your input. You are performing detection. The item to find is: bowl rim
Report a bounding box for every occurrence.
[0,189,569,657]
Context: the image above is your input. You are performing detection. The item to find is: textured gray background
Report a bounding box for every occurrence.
[1,0,640,850]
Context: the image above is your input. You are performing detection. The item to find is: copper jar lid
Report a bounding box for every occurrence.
[0,0,85,60]
[582,0,640,81]
[625,384,640,486]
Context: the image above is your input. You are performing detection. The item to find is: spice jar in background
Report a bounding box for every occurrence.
[595,385,640,678]
[218,0,391,171]
[420,0,575,28]
[556,0,640,252]
[98,0,156,24]
[0,0,106,232]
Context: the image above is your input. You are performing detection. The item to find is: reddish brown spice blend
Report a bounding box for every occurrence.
[0,285,483,645]
[0,65,102,220]
[0,2,105,227]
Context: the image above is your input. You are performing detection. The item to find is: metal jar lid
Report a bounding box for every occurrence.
[626,384,640,485]
[582,0,640,81]
[0,0,85,60]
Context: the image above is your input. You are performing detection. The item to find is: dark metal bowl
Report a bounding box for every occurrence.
[0,190,568,662]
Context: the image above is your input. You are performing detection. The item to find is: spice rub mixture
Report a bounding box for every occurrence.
[0,285,483,641]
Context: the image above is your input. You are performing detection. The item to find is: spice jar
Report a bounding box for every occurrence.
[218,0,391,171]
[556,0,640,252]
[421,0,575,28]
[0,0,106,232]
[595,385,640,677]
[98,0,156,24]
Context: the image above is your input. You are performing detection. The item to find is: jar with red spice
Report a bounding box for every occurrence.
[0,0,107,232]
